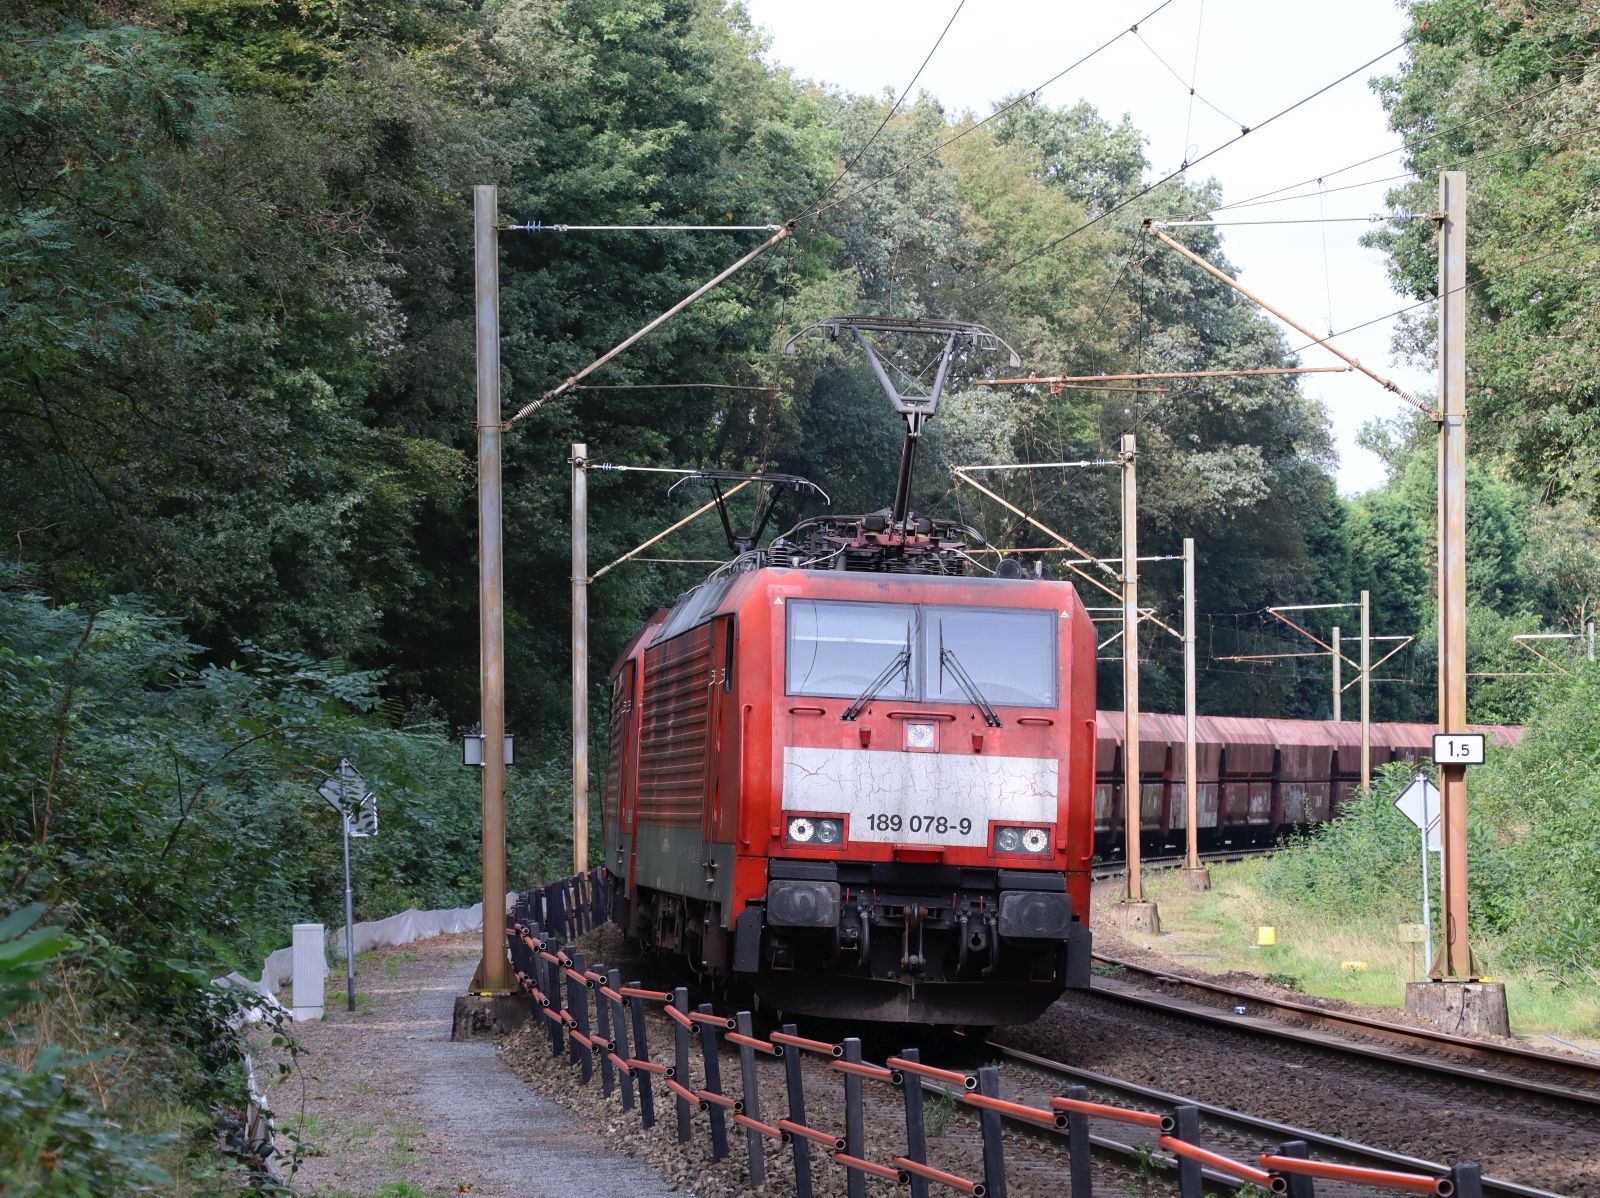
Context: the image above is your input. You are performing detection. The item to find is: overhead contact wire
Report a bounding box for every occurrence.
[1287,241,1596,355]
[1190,74,1578,218]
[1134,26,1244,135]
[962,36,1411,298]
[793,0,968,221]
[1176,109,1600,222]
[801,0,1180,225]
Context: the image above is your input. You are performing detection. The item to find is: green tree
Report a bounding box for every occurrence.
[1372,0,1600,515]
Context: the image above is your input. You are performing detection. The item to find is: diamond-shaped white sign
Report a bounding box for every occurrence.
[1393,775,1441,852]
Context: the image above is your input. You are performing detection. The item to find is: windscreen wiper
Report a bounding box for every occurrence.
[939,626,1002,728]
[841,627,911,722]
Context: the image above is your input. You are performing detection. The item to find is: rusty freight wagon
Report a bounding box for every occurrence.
[1091,713,1523,858]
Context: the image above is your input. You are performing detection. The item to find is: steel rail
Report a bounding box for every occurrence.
[1089,847,1273,880]
[1091,954,1600,1097]
[989,1045,1562,1198]
[1086,974,1600,1111]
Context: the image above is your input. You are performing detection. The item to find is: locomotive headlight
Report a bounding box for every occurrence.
[787,816,843,846]
[994,825,1052,854]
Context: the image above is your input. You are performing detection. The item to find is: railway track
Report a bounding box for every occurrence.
[1089,847,1275,880]
[978,954,1600,1195]
[552,922,1589,1196]
[1090,953,1600,1109]
[979,1042,1563,1198]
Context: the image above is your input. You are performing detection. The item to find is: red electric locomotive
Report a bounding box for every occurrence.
[600,318,1097,1025]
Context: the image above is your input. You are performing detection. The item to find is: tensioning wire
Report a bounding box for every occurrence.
[801,0,1181,226]
[1191,74,1580,217]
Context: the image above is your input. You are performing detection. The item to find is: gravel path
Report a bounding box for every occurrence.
[266,932,681,1197]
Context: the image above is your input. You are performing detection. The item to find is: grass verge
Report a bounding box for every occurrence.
[1115,857,1600,1045]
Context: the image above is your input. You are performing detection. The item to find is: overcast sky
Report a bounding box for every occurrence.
[742,0,1428,495]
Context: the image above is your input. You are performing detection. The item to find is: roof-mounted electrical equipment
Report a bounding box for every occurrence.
[780,316,1022,575]
[666,470,829,555]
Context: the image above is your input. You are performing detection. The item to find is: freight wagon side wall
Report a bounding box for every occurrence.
[1091,715,1525,858]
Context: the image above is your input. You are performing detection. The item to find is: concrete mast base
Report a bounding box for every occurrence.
[1403,980,1509,1038]
[1181,867,1212,892]
[1113,900,1162,936]
[451,993,530,1041]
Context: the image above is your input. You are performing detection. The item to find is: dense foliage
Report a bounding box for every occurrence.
[2,0,1388,731]
[1375,0,1600,515]
[1,906,178,1194]
[1325,0,1600,719]
[4,0,1600,1187]
[0,563,574,1187]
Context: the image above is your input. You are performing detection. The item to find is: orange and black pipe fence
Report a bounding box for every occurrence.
[507,876,1483,1198]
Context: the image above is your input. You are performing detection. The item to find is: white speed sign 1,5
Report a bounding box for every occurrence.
[1432,732,1485,765]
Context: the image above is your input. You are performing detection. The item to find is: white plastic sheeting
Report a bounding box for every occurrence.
[328,898,503,962]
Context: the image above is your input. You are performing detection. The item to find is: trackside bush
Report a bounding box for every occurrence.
[1468,662,1600,981]
[0,906,175,1194]
[1264,764,1428,919]
[0,564,579,1190]
[1265,662,1600,983]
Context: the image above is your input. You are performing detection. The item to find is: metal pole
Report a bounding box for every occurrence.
[1120,434,1142,901]
[1420,779,1434,973]
[1360,590,1371,793]
[342,813,356,1012]
[572,443,589,876]
[1588,619,1595,663]
[1332,626,1342,722]
[474,183,511,993]
[1436,169,1472,979]
[1182,538,1200,872]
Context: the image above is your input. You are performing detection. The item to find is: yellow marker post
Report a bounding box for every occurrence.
[1256,926,1276,947]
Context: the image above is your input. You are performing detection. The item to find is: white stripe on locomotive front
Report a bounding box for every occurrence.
[781,745,1056,848]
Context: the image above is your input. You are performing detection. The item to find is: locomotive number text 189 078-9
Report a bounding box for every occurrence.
[863,813,973,836]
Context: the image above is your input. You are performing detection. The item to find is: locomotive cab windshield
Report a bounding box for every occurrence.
[786,599,1057,710]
